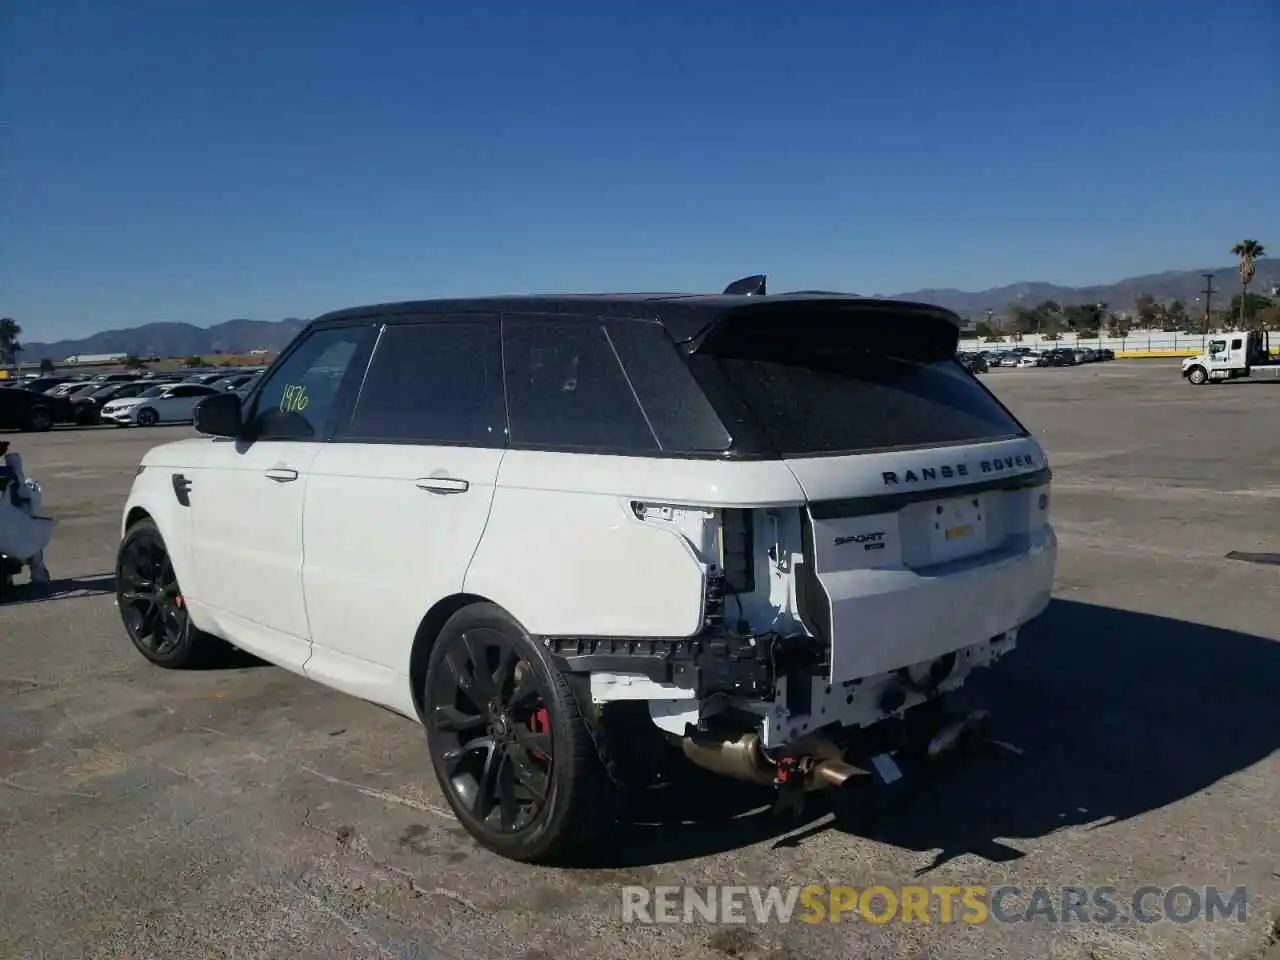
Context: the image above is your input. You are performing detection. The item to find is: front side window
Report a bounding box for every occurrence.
[502,317,658,453]
[343,318,505,445]
[245,325,372,441]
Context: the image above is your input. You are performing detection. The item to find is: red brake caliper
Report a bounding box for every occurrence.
[528,706,551,759]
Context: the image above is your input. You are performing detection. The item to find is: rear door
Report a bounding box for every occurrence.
[301,315,507,715]
[688,301,1053,681]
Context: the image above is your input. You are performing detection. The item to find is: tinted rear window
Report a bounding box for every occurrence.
[692,304,1026,456]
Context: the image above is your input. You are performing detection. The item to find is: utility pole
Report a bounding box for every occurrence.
[1201,273,1216,336]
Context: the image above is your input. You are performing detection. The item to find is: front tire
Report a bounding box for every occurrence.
[423,603,618,863]
[1187,365,1208,385]
[23,406,53,432]
[116,519,225,668]
[136,407,159,426]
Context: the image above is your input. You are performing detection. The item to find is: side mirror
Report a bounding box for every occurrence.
[194,391,243,438]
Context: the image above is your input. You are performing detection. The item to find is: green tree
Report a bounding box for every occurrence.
[1107,312,1133,336]
[1231,239,1266,326]
[38,357,55,374]
[0,317,22,366]
[1226,293,1274,328]
[123,355,147,370]
[1255,303,1280,330]
[1164,299,1187,331]
[1132,294,1160,328]
[183,355,205,368]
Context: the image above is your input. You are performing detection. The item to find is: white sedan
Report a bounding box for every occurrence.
[100,383,222,427]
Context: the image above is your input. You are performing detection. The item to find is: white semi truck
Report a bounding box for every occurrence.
[1181,330,1280,384]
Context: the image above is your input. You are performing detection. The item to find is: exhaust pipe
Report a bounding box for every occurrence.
[680,731,869,791]
[681,731,775,785]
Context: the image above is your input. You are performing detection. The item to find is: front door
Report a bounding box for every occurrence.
[302,316,506,715]
[188,323,376,673]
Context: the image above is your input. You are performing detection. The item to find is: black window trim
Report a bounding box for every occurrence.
[237,318,379,444]
[329,313,508,449]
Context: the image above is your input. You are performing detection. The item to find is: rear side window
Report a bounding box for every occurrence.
[693,304,1026,457]
[344,318,505,445]
[502,317,658,453]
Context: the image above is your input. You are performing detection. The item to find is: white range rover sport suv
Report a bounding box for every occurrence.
[116,276,1056,863]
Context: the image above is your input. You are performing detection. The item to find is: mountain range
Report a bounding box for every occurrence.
[18,259,1279,361]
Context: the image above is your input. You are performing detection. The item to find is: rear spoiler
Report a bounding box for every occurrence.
[688,298,963,362]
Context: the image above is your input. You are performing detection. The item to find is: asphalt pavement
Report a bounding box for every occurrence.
[1,361,1277,960]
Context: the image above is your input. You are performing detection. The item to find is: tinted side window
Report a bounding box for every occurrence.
[605,319,731,454]
[246,325,372,441]
[1231,338,1243,349]
[343,318,505,445]
[503,317,658,453]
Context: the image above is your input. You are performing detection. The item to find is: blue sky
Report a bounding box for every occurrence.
[3,1,1277,341]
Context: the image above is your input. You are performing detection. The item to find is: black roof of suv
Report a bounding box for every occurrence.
[310,275,964,357]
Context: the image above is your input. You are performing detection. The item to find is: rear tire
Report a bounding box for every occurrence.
[423,602,619,863]
[116,519,227,668]
[23,406,53,432]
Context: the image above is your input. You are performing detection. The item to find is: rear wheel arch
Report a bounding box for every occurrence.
[408,592,503,723]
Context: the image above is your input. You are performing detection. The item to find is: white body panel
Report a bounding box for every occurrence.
[301,442,505,717]
[785,436,1054,685]
[187,439,324,674]
[464,449,806,639]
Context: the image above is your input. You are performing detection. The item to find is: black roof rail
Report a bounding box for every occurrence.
[722,274,767,296]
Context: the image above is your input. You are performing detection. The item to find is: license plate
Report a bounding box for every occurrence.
[929,496,987,563]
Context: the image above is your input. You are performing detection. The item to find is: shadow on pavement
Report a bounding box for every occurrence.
[567,598,1280,869]
[0,572,117,605]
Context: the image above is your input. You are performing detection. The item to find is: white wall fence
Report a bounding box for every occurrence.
[959,330,1220,354]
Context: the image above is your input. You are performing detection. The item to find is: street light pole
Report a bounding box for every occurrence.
[1201,273,1215,335]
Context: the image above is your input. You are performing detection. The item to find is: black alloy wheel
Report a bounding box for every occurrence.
[24,406,53,432]
[116,519,220,668]
[136,407,159,426]
[423,603,617,863]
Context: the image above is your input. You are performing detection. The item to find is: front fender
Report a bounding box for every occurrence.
[120,465,202,614]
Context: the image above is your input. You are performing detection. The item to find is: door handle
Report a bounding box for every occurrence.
[415,477,469,494]
[265,467,299,483]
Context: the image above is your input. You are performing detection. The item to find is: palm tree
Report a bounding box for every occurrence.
[1231,240,1266,327]
[0,317,22,367]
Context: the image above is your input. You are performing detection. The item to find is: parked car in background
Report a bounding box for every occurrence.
[74,379,179,425]
[100,383,221,426]
[209,372,259,392]
[1097,348,1115,361]
[0,386,77,432]
[1015,354,1041,368]
[957,351,988,374]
